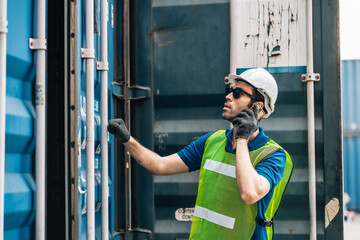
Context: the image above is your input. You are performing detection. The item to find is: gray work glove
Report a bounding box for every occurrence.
[232,104,259,141]
[107,118,130,143]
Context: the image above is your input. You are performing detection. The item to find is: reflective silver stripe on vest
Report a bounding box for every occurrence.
[203,159,236,178]
[194,205,236,229]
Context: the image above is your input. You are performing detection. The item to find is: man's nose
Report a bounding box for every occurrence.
[225,93,233,102]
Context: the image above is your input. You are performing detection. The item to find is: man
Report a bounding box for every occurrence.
[108,68,293,240]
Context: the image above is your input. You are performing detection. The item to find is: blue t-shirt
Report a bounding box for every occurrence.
[177,127,286,240]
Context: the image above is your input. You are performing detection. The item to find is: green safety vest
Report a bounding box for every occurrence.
[189,130,293,240]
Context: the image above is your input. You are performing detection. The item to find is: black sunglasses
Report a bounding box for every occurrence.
[225,87,256,100]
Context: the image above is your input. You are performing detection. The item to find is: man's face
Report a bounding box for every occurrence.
[222,81,255,121]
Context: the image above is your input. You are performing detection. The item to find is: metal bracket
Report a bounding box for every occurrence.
[96,61,109,71]
[29,38,47,50]
[0,20,8,33]
[112,82,151,100]
[81,48,95,59]
[301,73,320,82]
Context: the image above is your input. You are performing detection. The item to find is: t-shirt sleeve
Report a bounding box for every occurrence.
[255,149,287,190]
[177,132,213,172]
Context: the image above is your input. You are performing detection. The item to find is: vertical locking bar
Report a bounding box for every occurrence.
[99,0,109,239]
[85,0,95,239]
[30,0,47,239]
[303,1,319,239]
[123,0,132,231]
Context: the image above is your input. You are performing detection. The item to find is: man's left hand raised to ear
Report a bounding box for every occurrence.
[232,104,259,141]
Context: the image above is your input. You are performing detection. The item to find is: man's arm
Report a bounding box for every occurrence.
[108,118,189,176]
[235,139,270,205]
[232,105,270,205]
[124,137,189,175]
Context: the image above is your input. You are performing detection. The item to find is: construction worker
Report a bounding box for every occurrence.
[108,67,293,240]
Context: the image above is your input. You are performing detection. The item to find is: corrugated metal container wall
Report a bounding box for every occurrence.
[152,1,230,239]
[45,0,118,238]
[127,0,342,240]
[342,59,360,211]
[4,0,36,239]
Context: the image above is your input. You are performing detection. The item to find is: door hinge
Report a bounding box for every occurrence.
[112,82,151,100]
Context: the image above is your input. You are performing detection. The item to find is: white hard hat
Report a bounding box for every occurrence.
[224,68,278,118]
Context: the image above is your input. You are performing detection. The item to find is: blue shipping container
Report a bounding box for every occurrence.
[342,59,360,211]
[4,0,36,238]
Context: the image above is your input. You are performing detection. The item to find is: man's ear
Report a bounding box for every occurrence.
[255,101,264,110]
[255,102,265,121]
[251,101,264,111]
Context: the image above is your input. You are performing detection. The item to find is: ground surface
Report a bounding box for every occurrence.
[344,213,360,240]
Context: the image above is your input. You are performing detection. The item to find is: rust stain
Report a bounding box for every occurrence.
[150,26,192,36]
[152,26,192,47]
[158,39,176,47]
[154,31,171,42]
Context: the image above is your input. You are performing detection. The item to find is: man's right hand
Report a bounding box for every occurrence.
[107,118,130,143]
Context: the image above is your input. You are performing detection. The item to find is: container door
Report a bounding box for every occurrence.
[131,0,342,239]
[151,2,229,239]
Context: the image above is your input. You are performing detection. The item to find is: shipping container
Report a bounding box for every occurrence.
[4,0,36,238]
[342,59,360,212]
[1,0,342,239]
[148,0,342,239]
